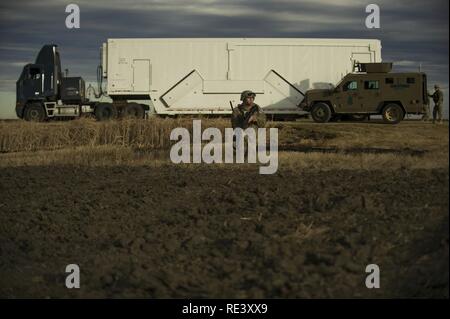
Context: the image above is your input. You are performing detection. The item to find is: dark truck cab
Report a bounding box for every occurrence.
[16,44,149,121]
[300,62,428,124]
[16,44,91,121]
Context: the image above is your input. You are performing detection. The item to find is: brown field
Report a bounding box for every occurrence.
[0,118,448,298]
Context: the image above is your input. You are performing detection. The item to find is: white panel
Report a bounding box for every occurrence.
[264,70,304,108]
[133,59,150,92]
[161,70,203,107]
[351,52,373,63]
[203,80,264,93]
[104,38,382,114]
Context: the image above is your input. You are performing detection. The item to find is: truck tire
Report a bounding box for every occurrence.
[382,103,404,124]
[24,103,46,122]
[123,103,145,118]
[311,103,332,123]
[95,103,117,121]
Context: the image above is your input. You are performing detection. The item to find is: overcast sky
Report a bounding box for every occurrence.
[0,0,448,118]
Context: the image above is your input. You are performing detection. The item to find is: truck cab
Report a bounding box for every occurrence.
[16,44,92,121]
[16,44,150,121]
[300,63,428,124]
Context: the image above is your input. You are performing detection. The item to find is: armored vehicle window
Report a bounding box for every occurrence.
[407,77,415,84]
[364,80,379,90]
[385,78,394,84]
[344,81,358,91]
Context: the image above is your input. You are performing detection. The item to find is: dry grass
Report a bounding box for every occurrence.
[0,145,141,167]
[0,117,230,153]
[0,118,448,170]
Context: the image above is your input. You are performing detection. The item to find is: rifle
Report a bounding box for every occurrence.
[230,101,259,128]
[243,104,259,126]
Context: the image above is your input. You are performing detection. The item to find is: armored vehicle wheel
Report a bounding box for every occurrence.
[382,104,404,124]
[123,103,145,119]
[95,103,118,121]
[24,103,46,122]
[311,103,332,123]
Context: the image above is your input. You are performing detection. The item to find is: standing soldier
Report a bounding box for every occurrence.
[429,84,444,124]
[231,90,266,129]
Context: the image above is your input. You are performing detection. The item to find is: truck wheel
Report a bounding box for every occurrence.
[382,104,404,124]
[24,103,46,122]
[311,103,332,123]
[95,103,117,121]
[123,103,145,118]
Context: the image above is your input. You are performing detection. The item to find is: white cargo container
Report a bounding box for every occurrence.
[101,38,382,115]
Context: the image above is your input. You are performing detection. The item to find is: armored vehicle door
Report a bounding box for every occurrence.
[361,78,381,112]
[334,77,361,113]
[402,75,424,113]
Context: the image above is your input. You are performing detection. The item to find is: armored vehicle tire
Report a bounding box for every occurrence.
[95,103,118,121]
[123,103,145,119]
[24,103,46,122]
[311,103,332,123]
[382,104,404,124]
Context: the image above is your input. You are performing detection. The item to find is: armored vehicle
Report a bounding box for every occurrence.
[300,62,428,124]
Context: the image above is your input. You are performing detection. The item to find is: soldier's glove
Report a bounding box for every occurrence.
[248,114,258,123]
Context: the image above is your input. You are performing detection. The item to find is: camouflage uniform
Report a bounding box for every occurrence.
[429,85,444,124]
[231,91,266,154]
[231,103,266,130]
[231,90,266,129]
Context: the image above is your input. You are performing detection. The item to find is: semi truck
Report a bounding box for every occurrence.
[299,62,428,124]
[16,38,382,121]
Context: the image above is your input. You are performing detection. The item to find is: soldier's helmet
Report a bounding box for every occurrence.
[240,90,256,101]
[434,84,440,89]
